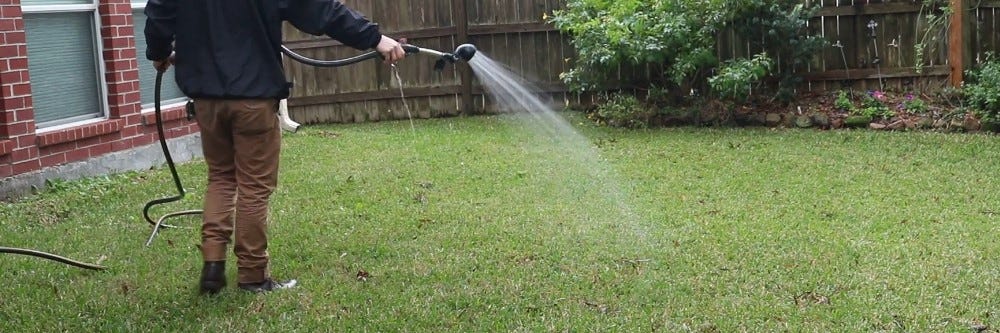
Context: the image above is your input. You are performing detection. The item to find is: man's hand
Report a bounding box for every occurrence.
[375,36,406,64]
[153,53,175,72]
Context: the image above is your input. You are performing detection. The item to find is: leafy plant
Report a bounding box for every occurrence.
[592,93,649,128]
[856,90,894,119]
[914,0,952,74]
[965,54,1000,122]
[549,0,821,103]
[834,90,855,113]
[708,52,773,103]
[549,1,720,92]
[898,93,928,114]
[728,1,825,102]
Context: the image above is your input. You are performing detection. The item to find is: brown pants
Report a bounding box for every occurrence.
[194,98,280,284]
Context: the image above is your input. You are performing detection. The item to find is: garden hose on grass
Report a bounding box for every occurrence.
[0,246,106,270]
[143,70,202,247]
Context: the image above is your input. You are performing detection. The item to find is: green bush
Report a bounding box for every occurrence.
[834,90,855,113]
[550,0,822,103]
[727,1,825,102]
[549,0,722,92]
[708,52,773,103]
[899,93,928,114]
[964,55,1000,122]
[592,93,649,128]
[855,91,894,120]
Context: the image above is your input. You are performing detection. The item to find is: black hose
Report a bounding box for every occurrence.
[279,44,420,68]
[142,71,192,228]
[0,246,106,270]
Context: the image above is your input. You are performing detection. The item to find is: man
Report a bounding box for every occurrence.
[144,0,406,294]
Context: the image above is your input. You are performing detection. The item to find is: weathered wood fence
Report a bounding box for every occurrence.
[282,0,1000,124]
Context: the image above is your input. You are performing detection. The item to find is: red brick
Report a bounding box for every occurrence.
[5,32,23,44]
[1,6,23,18]
[39,152,66,167]
[117,47,136,59]
[9,147,31,161]
[0,45,21,58]
[6,121,28,136]
[12,159,38,174]
[123,91,140,103]
[0,70,18,84]
[65,147,88,162]
[0,19,14,32]
[133,134,154,146]
[116,26,134,37]
[108,14,127,26]
[11,83,30,96]
[120,125,139,137]
[0,139,11,155]
[111,139,131,151]
[0,164,11,178]
[15,134,32,147]
[88,142,112,156]
[5,96,24,110]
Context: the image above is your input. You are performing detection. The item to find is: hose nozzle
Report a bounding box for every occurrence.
[453,44,477,62]
[433,44,478,71]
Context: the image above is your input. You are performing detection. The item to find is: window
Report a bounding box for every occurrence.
[22,0,108,129]
[131,1,186,109]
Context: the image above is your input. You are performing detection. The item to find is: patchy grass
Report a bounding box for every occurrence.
[2,112,1000,332]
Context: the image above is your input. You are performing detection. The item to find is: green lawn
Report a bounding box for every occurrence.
[2,112,999,332]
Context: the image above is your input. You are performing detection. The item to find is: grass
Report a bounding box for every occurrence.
[2,112,1000,332]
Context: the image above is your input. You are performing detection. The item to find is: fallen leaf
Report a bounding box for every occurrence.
[357,269,370,282]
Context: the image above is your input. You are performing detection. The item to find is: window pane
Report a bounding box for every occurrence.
[23,11,102,127]
[133,10,186,107]
[21,0,94,6]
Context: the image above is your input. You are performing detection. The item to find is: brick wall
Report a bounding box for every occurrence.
[0,0,198,180]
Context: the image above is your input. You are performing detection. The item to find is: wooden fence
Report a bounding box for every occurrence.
[282,0,570,124]
[282,0,1000,124]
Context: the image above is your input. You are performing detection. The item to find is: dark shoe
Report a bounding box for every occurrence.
[199,261,227,295]
[238,278,298,293]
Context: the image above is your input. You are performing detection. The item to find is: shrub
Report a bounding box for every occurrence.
[855,90,894,120]
[898,93,928,114]
[834,90,855,113]
[592,93,649,128]
[727,1,825,102]
[964,55,1000,122]
[709,52,773,103]
[549,0,723,93]
[549,0,821,103]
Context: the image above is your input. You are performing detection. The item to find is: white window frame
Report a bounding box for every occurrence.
[23,1,110,131]
[131,1,187,112]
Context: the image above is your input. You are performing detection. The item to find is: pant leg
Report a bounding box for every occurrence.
[195,99,238,262]
[226,99,281,284]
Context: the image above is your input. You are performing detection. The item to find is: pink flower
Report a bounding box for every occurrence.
[872,90,886,101]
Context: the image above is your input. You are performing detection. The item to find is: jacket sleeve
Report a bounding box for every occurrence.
[143,0,177,61]
[280,0,383,50]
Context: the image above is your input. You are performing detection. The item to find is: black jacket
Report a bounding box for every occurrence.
[144,0,382,99]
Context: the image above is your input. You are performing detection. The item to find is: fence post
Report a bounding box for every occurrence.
[453,0,474,114]
[948,0,969,87]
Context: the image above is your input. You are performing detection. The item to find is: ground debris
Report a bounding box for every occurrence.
[583,300,610,314]
[794,291,830,307]
[356,269,370,282]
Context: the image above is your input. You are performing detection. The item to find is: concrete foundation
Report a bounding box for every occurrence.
[0,134,203,201]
